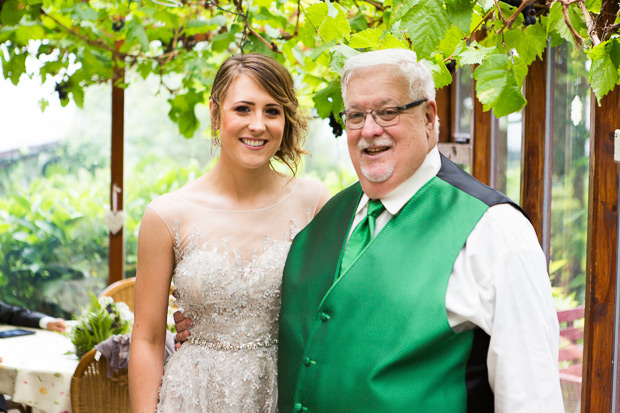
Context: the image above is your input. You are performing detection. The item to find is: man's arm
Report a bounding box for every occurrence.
[449,204,563,412]
[0,301,47,329]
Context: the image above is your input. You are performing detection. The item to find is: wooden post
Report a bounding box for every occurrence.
[581,2,620,410]
[520,54,548,246]
[471,65,492,185]
[581,86,620,413]
[435,77,453,143]
[108,42,125,285]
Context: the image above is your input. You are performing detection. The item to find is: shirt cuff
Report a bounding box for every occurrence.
[39,316,54,330]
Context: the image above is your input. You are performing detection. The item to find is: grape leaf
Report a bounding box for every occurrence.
[1,0,25,26]
[456,41,496,65]
[15,25,44,45]
[329,44,359,75]
[511,55,528,87]
[391,0,419,22]
[313,80,343,118]
[446,0,473,33]
[126,19,149,51]
[305,2,350,43]
[475,0,493,11]
[438,25,465,58]
[503,21,547,67]
[399,0,450,59]
[349,28,382,49]
[380,33,408,50]
[309,40,337,60]
[428,55,452,89]
[585,0,601,14]
[587,41,620,105]
[168,91,203,138]
[472,54,526,117]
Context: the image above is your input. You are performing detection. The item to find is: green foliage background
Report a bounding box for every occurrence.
[1,0,619,136]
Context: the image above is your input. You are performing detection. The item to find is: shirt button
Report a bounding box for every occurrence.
[319,312,330,322]
[294,403,305,411]
[303,356,311,366]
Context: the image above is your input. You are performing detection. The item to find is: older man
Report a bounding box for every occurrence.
[277,49,562,412]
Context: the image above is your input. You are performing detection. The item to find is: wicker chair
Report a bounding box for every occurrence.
[70,348,131,413]
[99,277,136,311]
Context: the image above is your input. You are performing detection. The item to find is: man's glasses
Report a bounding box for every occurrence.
[339,98,427,130]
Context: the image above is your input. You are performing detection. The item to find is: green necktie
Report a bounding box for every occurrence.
[340,199,385,275]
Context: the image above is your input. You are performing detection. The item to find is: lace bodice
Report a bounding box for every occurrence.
[149,177,326,412]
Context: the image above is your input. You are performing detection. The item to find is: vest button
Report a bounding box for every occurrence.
[303,356,311,366]
[294,402,306,411]
[319,312,330,322]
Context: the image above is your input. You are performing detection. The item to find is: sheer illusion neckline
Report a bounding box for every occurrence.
[177,177,299,212]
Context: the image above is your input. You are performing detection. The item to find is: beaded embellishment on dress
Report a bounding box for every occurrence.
[156,220,300,413]
[147,177,323,412]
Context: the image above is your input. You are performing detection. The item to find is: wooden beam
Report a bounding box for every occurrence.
[435,76,453,143]
[438,142,471,165]
[582,85,620,413]
[582,2,620,410]
[108,43,125,285]
[471,66,492,185]
[520,54,547,245]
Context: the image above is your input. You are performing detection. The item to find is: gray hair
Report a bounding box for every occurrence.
[340,49,436,103]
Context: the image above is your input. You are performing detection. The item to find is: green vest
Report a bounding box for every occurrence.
[279,170,496,412]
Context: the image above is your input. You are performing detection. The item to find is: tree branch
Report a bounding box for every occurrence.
[494,0,507,26]
[578,0,600,45]
[234,0,281,53]
[40,8,120,57]
[561,1,585,46]
[498,0,535,33]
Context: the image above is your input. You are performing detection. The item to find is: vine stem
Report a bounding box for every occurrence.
[299,3,328,45]
[40,9,120,57]
[234,0,281,53]
[578,0,600,45]
[497,0,536,33]
[560,1,585,46]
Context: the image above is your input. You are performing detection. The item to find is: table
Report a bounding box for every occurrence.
[0,325,78,413]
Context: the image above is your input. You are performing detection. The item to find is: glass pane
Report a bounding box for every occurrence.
[454,65,473,143]
[0,72,110,319]
[550,42,590,412]
[492,112,522,204]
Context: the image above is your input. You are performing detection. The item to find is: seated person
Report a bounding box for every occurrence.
[0,301,67,412]
[0,301,66,332]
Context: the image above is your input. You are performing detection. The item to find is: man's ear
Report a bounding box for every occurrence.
[425,100,437,130]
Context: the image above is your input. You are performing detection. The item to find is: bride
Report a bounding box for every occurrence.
[128,53,330,412]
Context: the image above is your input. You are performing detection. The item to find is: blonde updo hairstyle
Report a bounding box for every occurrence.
[209,53,308,175]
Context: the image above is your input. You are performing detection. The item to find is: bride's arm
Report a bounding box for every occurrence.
[129,207,174,412]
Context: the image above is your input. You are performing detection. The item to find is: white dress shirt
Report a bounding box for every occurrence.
[349,145,564,412]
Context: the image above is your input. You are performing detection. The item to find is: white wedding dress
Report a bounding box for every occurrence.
[149,178,325,412]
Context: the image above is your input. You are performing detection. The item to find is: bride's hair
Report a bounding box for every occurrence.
[209,53,308,175]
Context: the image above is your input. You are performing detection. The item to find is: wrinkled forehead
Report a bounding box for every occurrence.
[344,67,411,106]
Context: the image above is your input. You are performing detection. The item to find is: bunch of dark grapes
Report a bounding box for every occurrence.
[112,19,125,32]
[329,113,343,138]
[55,82,68,100]
[499,0,537,27]
[446,59,457,73]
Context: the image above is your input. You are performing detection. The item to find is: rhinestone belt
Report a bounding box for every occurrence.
[187,336,278,351]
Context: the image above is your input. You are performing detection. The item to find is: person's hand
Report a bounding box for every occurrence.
[0,356,3,363]
[173,310,191,350]
[46,318,67,333]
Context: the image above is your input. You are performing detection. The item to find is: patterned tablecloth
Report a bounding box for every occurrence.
[0,325,78,413]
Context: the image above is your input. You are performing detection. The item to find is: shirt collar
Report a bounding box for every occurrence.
[356,145,441,215]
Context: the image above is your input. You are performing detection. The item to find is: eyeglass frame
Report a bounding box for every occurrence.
[339,98,428,130]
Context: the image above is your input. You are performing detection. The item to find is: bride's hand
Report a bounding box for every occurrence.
[173,310,191,350]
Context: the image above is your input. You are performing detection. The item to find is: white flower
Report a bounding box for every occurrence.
[571,95,583,127]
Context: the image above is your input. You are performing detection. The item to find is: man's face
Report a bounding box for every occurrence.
[344,66,437,199]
